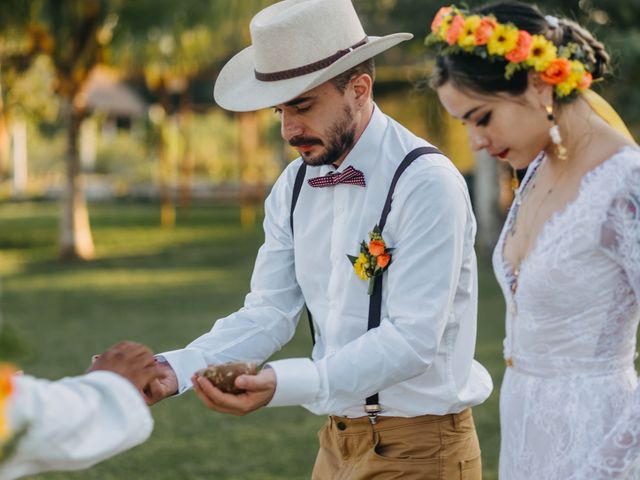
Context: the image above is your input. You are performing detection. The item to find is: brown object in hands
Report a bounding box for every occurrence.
[198,362,257,394]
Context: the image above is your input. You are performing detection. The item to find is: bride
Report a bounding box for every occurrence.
[427,1,639,478]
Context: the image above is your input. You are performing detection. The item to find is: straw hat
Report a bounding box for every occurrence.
[213,0,412,112]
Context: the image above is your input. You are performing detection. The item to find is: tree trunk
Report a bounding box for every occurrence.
[79,117,97,172]
[178,94,194,210]
[10,119,28,198]
[158,119,175,229]
[59,100,95,260]
[0,98,8,184]
[473,150,502,256]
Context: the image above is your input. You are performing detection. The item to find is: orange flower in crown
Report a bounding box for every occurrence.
[505,30,533,63]
[425,5,595,99]
[541,58,572,85]
[474,17,497,45]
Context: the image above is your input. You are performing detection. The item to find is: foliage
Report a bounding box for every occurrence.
[0,202,509,479]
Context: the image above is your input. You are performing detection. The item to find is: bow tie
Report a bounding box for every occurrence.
[308,165,366,188]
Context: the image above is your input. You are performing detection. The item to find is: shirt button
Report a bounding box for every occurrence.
[508,303,517,315]
[336,422,347,431]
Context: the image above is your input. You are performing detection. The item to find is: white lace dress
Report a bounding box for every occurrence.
[494,146,640,479]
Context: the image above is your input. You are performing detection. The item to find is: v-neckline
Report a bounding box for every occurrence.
[500,145,636,294]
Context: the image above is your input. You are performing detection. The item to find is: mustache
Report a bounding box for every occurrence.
[289,136,323,147]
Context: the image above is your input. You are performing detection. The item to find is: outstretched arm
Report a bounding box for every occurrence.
[2,342,160,479]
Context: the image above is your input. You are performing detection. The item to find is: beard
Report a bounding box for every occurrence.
[289,106,357,166]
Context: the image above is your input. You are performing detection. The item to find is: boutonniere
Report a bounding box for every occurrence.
[347,225,394,295]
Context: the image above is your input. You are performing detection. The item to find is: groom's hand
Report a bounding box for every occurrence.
[144,361,179,406]
[191,368,276,416]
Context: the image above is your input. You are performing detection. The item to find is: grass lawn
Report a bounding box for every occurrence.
[0,201,506,479]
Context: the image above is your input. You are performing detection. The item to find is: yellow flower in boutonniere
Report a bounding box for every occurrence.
[347,225,394,295]
[353,253,369,280]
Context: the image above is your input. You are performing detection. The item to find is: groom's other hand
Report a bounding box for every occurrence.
[144,360,179,406]
[88,341,162,396]
[191,367,276,416]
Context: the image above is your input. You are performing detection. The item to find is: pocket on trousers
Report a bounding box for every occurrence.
[371,430,441,465]
[459,454,481,480]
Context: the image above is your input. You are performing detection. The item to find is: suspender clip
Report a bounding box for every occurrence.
[365,404,382,424]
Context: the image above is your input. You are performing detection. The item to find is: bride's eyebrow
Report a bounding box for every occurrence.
[462,106,483,120]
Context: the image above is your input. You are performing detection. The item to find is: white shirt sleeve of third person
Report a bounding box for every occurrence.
[268,162,474,413]
[0,371,153,480]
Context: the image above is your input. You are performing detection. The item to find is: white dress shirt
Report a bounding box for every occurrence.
[162,106,492,417]
[0,371,153,480]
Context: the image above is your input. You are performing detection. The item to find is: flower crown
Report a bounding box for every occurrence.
[425,6,593,98]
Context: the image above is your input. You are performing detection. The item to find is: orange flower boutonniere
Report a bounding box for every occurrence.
[347,225,394,295]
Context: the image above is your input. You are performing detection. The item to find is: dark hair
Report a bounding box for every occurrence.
[331,58,376,94]
[430,1,610,99]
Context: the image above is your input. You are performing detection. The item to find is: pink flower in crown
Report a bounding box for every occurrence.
[505,30,533,63]
[578,71,593,90]
[446,15,465,45]
[431,6,453,34]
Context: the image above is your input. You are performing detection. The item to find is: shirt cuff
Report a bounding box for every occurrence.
[265,358,320,407]
[157,349,208,394]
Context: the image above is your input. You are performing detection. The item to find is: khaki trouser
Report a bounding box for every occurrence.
[311,408,481,480]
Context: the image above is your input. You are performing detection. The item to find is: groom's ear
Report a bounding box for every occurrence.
[349,73,373,105]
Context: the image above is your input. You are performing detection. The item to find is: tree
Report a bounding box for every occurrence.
[0,0,117,259]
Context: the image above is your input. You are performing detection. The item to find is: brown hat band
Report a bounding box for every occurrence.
[254,37,368,82]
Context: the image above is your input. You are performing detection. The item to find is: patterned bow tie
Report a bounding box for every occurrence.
[307,165,366,188]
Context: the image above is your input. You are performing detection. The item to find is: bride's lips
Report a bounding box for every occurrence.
[495,148,510,159]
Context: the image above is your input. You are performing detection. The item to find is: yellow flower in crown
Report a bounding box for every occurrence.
[437,10,456,41]
[526,35,557,72]
[487,23,519,56]
[556,60,587,97]
[424,5,595,100]
[457,15,482,50]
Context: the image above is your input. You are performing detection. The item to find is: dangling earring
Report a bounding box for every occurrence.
[545,105,568,161]
[511,167,519,192]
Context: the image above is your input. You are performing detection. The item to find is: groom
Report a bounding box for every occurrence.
[146,0,492,477]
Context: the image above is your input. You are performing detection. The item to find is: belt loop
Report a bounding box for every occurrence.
[451,411,458,430]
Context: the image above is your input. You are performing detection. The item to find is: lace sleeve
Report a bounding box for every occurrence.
[572,167,640,478]
[600,166,640,301]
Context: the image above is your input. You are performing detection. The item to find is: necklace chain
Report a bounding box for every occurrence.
[510,155,569,267]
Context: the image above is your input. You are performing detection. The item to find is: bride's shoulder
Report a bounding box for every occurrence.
[602,145,640,200]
